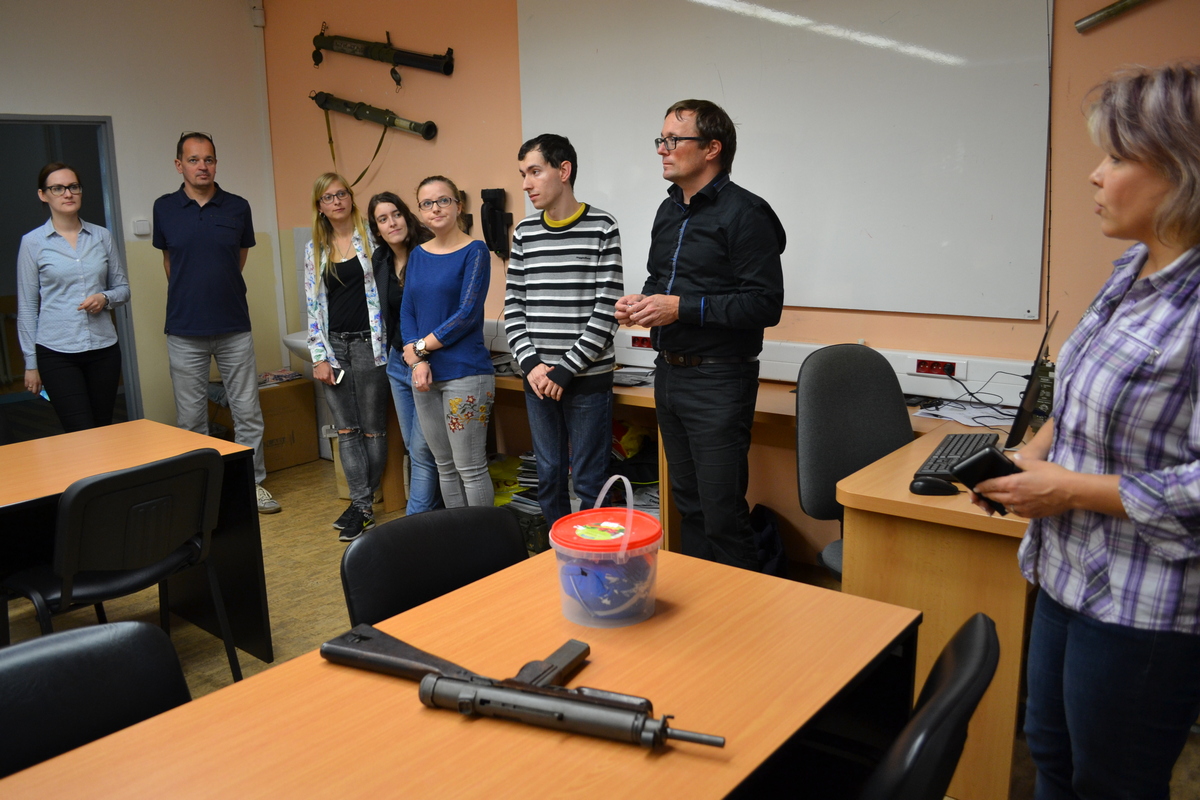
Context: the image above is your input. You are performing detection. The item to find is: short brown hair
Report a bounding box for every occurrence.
[665,99,737,173]
[1087,62,1200,248]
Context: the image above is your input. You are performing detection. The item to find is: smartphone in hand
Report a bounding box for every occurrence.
[951,446,1020,515]
[333,368,345,385]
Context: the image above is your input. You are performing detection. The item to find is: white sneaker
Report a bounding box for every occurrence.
[256,484,281,514]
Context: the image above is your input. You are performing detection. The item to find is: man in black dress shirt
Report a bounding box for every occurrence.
[616,99,785,570]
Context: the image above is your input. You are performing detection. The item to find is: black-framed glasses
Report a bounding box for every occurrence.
[44,183,83,196]
[418,196,457,211]
[655,136,707,151]
[319,190,350,205]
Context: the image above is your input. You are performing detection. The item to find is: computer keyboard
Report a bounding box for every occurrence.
[913,432,999,482]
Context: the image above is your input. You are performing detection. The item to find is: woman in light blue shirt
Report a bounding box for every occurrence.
[17,163,129,432]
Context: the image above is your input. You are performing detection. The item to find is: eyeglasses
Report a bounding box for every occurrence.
[44,183,82,196]
[320,190,350,205]
[655,136,707,151]
[418,196,457,211]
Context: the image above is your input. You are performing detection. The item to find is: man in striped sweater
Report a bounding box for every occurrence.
[504,134,623,524]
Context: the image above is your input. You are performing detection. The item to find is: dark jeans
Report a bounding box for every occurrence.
[654,357,760,570]
[524,385,613,526]
[324,337,389,513]
[35,342,122,433]
[1025,591,1200,799]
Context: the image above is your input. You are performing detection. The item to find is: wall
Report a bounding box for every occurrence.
[0,0,287,424]
[260,0,523,349]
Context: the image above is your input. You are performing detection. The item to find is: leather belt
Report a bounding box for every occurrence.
[330,331,372,341]
[660,351,759,367]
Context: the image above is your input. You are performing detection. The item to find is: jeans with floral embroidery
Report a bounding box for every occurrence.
[413,373,495,508]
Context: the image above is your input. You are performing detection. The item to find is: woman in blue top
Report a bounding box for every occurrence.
[401,176,495,507]
[304,173,390,541]
[17,162,129,432]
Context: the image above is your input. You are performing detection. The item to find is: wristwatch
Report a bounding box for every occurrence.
[414,338,430,359]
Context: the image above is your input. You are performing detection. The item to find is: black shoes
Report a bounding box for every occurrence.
[338,507,376,542]
[333,503,357,531]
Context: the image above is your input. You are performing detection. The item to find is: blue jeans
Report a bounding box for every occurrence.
[323,337,389,513]
[1025,591,1200,799]
[167,331,266,484]
[386,346,441,515]
[413,373,495,508]
[654,357,760,570]
[524,385,613,526]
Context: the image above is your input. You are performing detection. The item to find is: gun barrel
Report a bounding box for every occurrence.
[420,675,722,749]
[666,728,726,748]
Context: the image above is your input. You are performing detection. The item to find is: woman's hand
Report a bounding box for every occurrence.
[24,369,41,395]
[77,294,107,314]
[971,452,1125,519]
[412,361,432,391]
[313,360,337,386]
[403,343,420,367]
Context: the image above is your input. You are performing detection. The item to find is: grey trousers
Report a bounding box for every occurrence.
[167,331,266,484]
[413,373,495,508]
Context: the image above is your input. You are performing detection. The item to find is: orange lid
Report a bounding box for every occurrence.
[549,507,662,553]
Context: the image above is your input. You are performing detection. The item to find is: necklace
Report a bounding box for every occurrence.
[334,236,355,262]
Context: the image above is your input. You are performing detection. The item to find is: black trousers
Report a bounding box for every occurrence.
[35,342,122,433]
[654,356,761,570]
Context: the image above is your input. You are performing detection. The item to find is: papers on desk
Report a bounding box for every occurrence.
[914,401,1016,429]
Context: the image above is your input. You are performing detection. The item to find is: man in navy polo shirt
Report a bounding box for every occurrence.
[153,132,280,513]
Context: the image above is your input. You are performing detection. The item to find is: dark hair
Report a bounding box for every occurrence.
[176,131,216,160]
[367,191,429,253]
[37,162,78,191]
[665,99,737,173]
[416,175,468,233]
[1087,61,1200,248]
[518,134,579,188]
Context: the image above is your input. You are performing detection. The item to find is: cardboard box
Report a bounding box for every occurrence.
[209,378,319,473]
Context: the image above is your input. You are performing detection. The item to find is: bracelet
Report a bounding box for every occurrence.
[410,359,427,370]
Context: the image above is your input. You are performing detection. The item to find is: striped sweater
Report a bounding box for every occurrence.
[504,204,623,388]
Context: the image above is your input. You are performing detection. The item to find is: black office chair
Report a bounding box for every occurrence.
[341,506,529,626]
[857,612,1000,799]
[795,344,913,579]
[1,448,242,680]
[729,613,999,800]
[0,620,191,778]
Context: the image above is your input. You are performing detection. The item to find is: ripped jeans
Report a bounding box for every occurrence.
[324,336,390,512]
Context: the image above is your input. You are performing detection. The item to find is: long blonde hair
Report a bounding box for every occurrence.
[310,173,371,280]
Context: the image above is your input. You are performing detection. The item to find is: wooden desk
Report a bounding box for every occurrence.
[838,422,1029,800]
[0,419,274,662]
[0,550,920,798]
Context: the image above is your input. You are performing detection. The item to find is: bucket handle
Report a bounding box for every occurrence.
[595,474,635,561]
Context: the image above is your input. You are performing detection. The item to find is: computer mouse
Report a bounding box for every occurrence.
[909,477,961,496]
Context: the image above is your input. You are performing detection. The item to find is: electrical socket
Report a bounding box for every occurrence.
[915,359,959,377]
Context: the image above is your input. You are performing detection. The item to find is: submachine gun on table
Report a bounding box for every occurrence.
[320,624,725,749]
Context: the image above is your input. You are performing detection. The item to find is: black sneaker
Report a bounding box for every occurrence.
[338,508,376,542]
[332,503,357,530]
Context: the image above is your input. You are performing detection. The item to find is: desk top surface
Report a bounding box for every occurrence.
[0,419,250,508]
[0,550,920,798]
[837,421,1029,538]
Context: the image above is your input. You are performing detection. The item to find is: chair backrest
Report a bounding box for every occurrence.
[341,506,529,626]
[858,613,1000,800]
[795,344,913,521]
[0,621,191,777]
[53,448,224,605]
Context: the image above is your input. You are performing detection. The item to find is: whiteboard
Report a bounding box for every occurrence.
[517,0,1050,319]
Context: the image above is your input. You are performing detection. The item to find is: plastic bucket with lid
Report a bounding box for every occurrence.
[549,475,662,627]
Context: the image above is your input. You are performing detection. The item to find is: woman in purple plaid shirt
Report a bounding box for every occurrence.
[977,63,1200,799]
